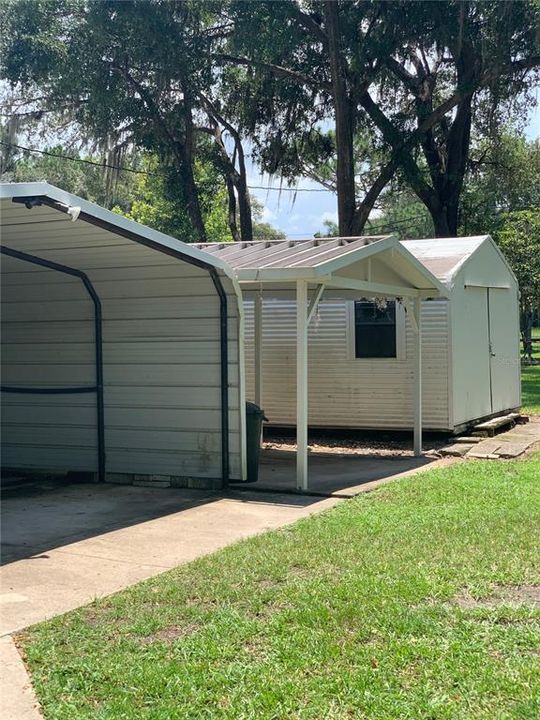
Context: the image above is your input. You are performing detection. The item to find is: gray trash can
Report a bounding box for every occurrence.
[245,402,268,482]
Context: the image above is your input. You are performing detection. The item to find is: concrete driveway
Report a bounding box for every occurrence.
[1,478,339,635]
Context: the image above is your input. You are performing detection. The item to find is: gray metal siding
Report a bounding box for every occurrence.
[1,259,98,471]
[1,239,242,480]
[244,299,450,430]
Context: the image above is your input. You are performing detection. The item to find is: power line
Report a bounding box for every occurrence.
[365,213,430,232]
[0,141,331,192]
[0,141,151,175]
[1,139,432,236]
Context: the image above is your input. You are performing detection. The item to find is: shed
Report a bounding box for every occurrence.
[232,235,520,436]
[1,182,246,489]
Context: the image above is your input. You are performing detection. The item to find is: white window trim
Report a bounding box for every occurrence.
[347,300,406,361]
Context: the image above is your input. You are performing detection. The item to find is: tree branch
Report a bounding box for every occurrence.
[289,2,328,45]
[214,53,331,91]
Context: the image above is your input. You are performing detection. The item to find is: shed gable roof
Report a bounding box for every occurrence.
[400,236,489,285]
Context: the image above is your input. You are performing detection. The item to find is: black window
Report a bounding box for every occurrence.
[354,301,397,358]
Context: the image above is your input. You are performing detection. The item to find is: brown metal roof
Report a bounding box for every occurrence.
[195,235,488,286]
[194,236,388,270]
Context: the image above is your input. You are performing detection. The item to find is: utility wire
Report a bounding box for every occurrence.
[1,140,431,236]
[0,141,330,192]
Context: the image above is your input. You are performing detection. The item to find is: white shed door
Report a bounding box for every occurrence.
[488,288,520,414]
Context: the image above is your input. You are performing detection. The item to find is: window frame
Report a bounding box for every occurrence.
[347,299,406,361]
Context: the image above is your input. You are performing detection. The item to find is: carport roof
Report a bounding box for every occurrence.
[195,236,448,297]
[0,182,235,278]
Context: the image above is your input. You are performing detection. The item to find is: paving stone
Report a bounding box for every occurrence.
[455,436,483,444]
[467,440,502,458]
[440,443,474,457]
[496,443,528,459]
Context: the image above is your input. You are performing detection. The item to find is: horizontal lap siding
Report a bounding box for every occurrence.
[1,241,242,480]
[244,299,450,430]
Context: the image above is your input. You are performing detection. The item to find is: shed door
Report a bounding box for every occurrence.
[488,288,520,414]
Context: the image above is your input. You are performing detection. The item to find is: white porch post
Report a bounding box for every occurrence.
[296,279,309,490]
[413,296,423,456]
[254,292,263,408]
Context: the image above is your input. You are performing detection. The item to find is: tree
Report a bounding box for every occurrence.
[495,210,540,358]
[460,133,540,236]
[1,141,285,242]
[3,0,538,240]
[369,0,540,235]
[120,152,233,242]
[223,0,539,236]
[3,144,137,211]
[365,190,434,240]
[0,0,254,241]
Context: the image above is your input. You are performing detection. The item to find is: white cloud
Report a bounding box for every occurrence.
[261,206,276,222]
[321,211,338,225]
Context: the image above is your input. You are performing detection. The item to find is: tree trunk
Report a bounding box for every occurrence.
[198,92,254,242]
[224,174,241,242]
[324,1,356,236]
[180,95,207,242]
[233,139,253,242]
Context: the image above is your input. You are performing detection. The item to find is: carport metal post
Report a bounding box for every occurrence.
[413,296,423,456]
[254,291,263,408]
[296,279,309,490]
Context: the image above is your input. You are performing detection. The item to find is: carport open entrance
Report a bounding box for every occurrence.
[1,244,105,482]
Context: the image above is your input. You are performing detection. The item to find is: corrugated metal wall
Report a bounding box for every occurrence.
[1,256,99,471]
[244,298,450,430]
[1,228,242,481]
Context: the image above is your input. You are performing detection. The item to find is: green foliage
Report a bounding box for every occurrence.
[6,145,136,212]
[365,191,434,240]
[495,210,540,310]
[522,366,540,414]
[120,153,233,242]
[20,454,540,718]
[1,1,538,238]
[252,221,286,241]
[460,135,540,236]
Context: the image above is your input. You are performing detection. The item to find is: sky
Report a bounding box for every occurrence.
[250,98,540,240]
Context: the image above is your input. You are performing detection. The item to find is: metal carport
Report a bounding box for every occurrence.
[1,183,245,488]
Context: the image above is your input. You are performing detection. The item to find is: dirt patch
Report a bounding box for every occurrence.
[139,622,201,645]
[455,585,540,609]
[263,428,449,458]
[258,577,284,590]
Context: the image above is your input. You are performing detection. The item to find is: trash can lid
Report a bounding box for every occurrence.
[246,401,268,420]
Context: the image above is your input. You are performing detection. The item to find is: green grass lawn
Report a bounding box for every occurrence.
[522,326,540,415]
[19,455,540,719]
[522,365,540,415]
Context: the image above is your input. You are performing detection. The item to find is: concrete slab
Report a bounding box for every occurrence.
[0,480,339,635]
[496,444,527,458]
[468,440,503,458]
[237,450,437,496]
[0,636,42,719]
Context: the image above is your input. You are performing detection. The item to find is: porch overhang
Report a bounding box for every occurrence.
[196,235,448,491]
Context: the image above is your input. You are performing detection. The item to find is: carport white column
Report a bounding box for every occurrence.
[254,291,263,408]
[296,279,309,490]
[413,296,423,456]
